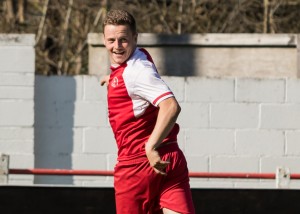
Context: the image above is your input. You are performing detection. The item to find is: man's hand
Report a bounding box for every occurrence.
[144,98,180,176]
[145,143,170,175]
[100,75,110,86]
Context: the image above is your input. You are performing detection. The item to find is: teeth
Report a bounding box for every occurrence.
[113,51,124,54]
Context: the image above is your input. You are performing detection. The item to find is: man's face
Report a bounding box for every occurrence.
[103,24,137,66]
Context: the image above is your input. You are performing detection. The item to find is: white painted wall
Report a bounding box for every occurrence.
[2,34,300,189]
[89,33,299,78]
[0,34,35,184]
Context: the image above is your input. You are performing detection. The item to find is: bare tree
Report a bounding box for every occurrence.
[3,0,25,24]
[0,0,299,75]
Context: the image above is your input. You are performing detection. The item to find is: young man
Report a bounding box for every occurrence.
[101,9,195,214]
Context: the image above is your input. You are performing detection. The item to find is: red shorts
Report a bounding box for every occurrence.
[114,143,195,214]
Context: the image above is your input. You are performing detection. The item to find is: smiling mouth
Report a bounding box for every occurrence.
[113,51,125,55]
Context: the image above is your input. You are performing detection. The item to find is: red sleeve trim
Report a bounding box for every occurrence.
[153,92,173,105]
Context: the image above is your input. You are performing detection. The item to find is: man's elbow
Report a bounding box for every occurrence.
[173,101,181,117]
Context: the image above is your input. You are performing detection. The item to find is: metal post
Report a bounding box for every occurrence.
[276,166,290,189]
[0,154,9,184]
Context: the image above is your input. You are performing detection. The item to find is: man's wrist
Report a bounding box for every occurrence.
[145,141,157,151]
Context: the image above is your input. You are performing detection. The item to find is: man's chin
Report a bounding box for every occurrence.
[113,58,126,65]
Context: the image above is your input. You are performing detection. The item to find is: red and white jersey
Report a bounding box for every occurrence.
[107,48,179,161]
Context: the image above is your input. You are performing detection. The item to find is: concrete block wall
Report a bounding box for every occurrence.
[173,77,300,189]
[88,33,299,78]
[32,75,300,189]
[2,33,300,189]
[0,34,35,184]
[34,75,116,186]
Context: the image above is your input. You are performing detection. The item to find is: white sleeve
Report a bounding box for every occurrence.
[133,64,174,106]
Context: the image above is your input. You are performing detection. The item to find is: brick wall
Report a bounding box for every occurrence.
[1,34,300,189]
[0,34,35,184]
[32,75,300,189]
[33,75,115,186]
[89,33,299,78]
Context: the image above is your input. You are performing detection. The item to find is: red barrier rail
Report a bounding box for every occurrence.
[188,172,276,179]
[8,168,300,179]
[9,169,114,176]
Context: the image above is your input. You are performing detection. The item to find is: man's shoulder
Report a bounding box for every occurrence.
[136,48,154,63]
[128,48,155,70]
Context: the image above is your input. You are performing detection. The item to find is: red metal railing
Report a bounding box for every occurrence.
[9,169,114,176]
[8,168,300,180]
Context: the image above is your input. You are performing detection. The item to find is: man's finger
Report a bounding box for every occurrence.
[160,160,170,164]
[153,161,170,175]
[154,168,167,176]
[100,80,107,86]
[155,160,170,167]
[154,164,167,169]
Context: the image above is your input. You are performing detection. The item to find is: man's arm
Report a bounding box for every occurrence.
[145,97,181,175]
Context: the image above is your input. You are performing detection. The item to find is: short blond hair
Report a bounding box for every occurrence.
[103,9,136,34]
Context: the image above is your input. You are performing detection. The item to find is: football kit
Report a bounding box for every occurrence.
[107,48,195,214]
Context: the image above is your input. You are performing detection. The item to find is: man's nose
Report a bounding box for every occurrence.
[114,40,122,48]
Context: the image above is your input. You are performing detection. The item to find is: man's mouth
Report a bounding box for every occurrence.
[113,51,125,55]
